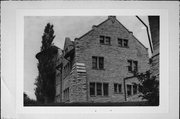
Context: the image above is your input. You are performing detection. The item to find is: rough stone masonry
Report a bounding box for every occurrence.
[55,16,150,103]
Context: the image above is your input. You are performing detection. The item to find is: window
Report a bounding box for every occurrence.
[127,85,132,96]
[103,83,109,96]
[100,36,111,45]
[90,83,95,96]
[114,83,122,93]
[118,38,128,47]
[128,60,132,72]
[134,61,138,72]
[118,38,123,47]
[114,84,118,93]
[99,57,104,69]
[97,83,102,95]
[92,56,104,70]
[90,82,109,97]
[100,36,105,44]
[127,60,138,72]
[105,36,111,45]
[63,88,69,102]
[124,39,128,47]
[133,85,138,95]
[92,56,98,69]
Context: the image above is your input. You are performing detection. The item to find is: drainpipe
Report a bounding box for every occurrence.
[136,16,153,54]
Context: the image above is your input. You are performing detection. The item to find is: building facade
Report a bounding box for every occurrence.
[55,16,150,103]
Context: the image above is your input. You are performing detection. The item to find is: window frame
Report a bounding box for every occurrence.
[92,56,98,69]
[90,82,96,96]
[92,56,104,70]
[127,60,138,72]
[96,83,102,96]
[103,83,109,96]
[89,82,109,97]
[118,38,129,48]
[114,83,122,94]
[100,35,111,45]
[100,35,105,44]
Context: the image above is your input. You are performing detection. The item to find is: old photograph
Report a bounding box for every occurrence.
[24,16,159,106]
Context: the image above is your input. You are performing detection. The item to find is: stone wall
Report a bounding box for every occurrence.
[74,16,149,103]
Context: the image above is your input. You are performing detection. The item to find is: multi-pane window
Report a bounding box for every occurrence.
[114,83,122,93]
[100,36,111,45]
[90,82,109,97]
[118,38,129,47]
[126,84,139,96]
[128,60,138,72]
[92,56,104,69]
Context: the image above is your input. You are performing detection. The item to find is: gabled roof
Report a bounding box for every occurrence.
[76,16,147,49]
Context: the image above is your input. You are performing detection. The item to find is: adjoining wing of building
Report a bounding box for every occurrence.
[55,16,150,103]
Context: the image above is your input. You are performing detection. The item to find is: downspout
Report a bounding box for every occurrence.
[136,16,153,54]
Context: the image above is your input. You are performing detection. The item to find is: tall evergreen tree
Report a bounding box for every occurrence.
[35,23,58,103]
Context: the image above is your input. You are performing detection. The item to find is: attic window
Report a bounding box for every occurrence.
[100,35,111,45]
[118,38,129,47]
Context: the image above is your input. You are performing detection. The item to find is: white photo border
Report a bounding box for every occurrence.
[1,1,179,119]
[16,9,168,113]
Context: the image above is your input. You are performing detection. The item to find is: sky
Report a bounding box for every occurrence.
[24,16,151,100]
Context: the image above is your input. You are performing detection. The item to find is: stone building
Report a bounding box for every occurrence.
[55,16,150,103]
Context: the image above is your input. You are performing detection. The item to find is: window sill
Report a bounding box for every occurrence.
[92,68,105,70]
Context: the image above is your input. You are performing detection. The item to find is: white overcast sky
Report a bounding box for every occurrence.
[24,16,151,100]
